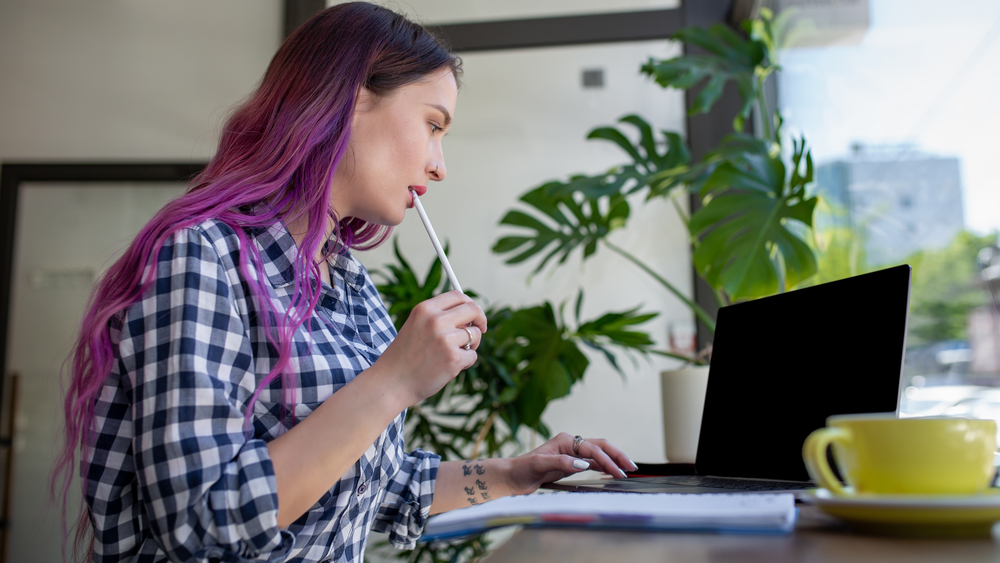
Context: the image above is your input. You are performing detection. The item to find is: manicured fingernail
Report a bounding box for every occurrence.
[572,459,590,470]
[619,468,628,478]
[628,458,639,471]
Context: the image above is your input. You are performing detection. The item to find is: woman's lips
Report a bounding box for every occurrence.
[408,185,427,208]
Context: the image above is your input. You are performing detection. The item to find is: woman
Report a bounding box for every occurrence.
[56,3,635,562]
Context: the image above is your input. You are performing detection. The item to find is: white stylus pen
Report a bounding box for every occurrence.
[409,188,463,294]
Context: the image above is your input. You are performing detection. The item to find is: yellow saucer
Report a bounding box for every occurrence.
[804,488,1000,538]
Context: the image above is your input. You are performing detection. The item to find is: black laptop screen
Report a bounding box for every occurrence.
[694,265,911,482]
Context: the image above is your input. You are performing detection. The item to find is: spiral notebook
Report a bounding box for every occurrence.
[421,492,797,541]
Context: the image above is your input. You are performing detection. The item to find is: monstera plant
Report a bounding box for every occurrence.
[492,9,818,357]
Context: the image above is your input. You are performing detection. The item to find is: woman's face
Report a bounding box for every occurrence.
[331,66,458,226]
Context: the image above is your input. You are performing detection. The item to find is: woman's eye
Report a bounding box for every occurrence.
[430,123,443,134]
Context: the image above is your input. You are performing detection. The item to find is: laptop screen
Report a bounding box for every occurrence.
[695,265,911,482]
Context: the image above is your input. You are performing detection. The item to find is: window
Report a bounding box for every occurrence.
[777,0,1000,416]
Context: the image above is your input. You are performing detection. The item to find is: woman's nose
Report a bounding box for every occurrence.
[427,160,446,181]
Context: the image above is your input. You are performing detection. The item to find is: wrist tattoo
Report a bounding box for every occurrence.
[462,461,492,505]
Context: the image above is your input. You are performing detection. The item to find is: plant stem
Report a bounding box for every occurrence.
[712,286,727,309]
[669,192,689,228]
[471,411,497,459]
[649,349,708,365]
[756,73,773,143]
[604,240,716,334]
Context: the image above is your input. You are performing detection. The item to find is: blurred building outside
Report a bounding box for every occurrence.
[811,143,998,387]
[815,143,964,265]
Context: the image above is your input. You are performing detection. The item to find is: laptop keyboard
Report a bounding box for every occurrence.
[629,475,811,491]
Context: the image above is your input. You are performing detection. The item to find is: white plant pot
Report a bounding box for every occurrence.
[660,365,710,464]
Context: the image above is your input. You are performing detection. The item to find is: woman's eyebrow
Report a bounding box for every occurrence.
[425,103,452,128]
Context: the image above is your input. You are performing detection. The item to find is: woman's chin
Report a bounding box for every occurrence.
[363,211,405,228]
[388,209,408,227]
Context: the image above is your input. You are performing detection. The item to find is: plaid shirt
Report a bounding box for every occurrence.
[84,218,440,563]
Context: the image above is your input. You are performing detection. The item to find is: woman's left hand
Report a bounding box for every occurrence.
[504,432,638,496]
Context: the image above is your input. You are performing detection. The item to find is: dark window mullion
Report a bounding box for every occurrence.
[431,9,683,53]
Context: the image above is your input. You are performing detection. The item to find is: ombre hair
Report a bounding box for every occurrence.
[54,3,461,557]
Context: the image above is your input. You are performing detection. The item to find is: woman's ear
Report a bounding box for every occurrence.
[354,87,378,116]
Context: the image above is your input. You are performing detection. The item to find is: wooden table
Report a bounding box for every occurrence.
[482,505,1000,563]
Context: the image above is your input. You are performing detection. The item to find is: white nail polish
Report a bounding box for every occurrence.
[628,458,638,471]
[572,459,590,470]
[619,468,628,478]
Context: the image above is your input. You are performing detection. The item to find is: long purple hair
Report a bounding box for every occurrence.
[53,3,461,557]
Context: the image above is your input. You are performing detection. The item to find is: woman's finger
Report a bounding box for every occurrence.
[440,299,488,333]
[586,437,638,473]
[537,455,591,482]
[426,289,473,309]
[576,438,632,479]
[452,325,482,351]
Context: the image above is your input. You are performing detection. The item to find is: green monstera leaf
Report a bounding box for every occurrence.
[642,23,766,131]
[689,137,818,300]
[493,115,690,273]
[586,114,692,186]
[492,185,630,273]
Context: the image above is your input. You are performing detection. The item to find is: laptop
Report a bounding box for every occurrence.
[547,264,912,495]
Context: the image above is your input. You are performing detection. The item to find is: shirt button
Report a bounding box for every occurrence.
[357,482,367,496]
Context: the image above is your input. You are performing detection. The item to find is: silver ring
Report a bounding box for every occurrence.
[573,435,585,456]
[462,326,473,351]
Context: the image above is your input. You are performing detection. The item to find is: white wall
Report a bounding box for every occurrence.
[0,1,281,160]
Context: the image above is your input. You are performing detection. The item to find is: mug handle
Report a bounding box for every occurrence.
[803,427,853,496]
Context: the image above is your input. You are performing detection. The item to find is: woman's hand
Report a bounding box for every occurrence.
[374,290,487,407]
[504,433,638,496]
[430,435,636,514]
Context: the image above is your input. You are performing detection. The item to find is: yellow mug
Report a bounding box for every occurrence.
[803,413,997,496]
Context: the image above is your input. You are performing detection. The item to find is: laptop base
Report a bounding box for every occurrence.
[545,475,812,495]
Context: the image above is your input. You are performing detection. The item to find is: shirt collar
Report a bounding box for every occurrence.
[329,249,365,293]
[249,221,365,293]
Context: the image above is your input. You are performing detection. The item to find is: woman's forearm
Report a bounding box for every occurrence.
[430,459,516,515]
[267,363,407,528]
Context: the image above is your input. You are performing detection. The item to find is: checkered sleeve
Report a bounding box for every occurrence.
[122,226,294,561]
[371,447,440,549]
